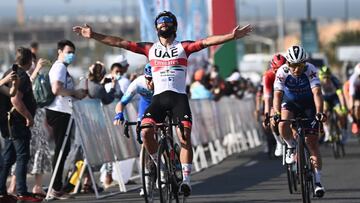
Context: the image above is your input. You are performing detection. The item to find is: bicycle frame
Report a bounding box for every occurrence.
[279,117,315,203]
[124,113,184,203]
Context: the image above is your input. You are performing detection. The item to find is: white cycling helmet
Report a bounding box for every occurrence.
[285,45,308,64]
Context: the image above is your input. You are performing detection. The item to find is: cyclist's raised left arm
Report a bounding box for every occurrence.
[202,24,253,47]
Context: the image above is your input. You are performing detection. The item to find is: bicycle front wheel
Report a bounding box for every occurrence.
[141,145,156,203]
[157,141,172,203]
[298,136,311,203]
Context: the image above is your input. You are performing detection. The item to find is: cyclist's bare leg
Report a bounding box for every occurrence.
[336,110,349,142]
[305,134,322,183]
[142,127,159,163]
[176,126,193,187]
[177,127,193,163]
[322,102,331,141]
[270,108,282,145]
[279,109,296,148]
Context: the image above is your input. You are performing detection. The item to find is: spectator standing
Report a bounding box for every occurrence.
[45,40,87,199]
[190,69,213,100]
[0,47,42,202]
[7,54,52,196]
[0,70,18,203]
[80,61,116,104]
[28,53,52,195]
[104,55,130,99]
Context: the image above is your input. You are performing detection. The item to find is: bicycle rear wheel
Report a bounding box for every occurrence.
[141,145,156,203]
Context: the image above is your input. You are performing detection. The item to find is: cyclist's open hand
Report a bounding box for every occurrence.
[73,24,93,38]
[233,24,253,40]
[113,112,125,126]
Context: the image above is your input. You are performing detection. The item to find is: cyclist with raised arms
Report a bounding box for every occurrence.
[73,11,253,197]
[318,66,348,143]
[272,45,326,197]
[113,63,154,124]
[262,54,287,157]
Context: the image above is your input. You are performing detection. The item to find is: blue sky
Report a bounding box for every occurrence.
[1,0,359,20]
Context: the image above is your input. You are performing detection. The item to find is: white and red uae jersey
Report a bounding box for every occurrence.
[126,40,204,95]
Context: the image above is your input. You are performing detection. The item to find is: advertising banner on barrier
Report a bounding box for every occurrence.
[73,99,140,166]
[72,97,259,167]
[73,99,115,166]
[102,101,141,159]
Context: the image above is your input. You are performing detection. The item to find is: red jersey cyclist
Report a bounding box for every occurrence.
[73,11,253,196]
[262,54,287,157]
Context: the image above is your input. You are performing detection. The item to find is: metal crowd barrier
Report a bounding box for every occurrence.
[68,97,261,199]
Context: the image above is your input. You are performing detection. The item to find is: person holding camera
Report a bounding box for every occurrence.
[0,47,43,202]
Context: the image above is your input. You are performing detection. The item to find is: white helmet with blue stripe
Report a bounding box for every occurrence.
[144,63,152,78]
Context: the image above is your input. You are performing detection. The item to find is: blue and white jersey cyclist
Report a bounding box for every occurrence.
[272,45,326,198]
[113,63,154,123]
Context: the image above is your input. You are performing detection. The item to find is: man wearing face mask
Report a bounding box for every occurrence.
[73,11,253,197]
[104,55,130,99]
[45,40,87,200]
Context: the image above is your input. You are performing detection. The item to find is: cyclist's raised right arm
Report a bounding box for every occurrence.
[73,24,128,48]
[73,24,152,55]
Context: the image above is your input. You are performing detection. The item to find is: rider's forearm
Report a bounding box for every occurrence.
[91,31,128,49]
[115,102,125,114]
[273,91,282,113]
[264,97,272,115]
[202,33,234,47]
[312,87,323,113]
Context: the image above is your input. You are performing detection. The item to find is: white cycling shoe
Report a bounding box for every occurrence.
[285,148,296,164]
[274,143,283,157]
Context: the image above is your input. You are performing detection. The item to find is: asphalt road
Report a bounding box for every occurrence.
[45,137,360,203]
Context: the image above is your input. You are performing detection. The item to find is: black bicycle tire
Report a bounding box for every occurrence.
[292,164,298,192]
[304,146,313,202]
[286,164,294,194]
[298,134,311,203]
[158,141,171,203]
[141,146,155,203]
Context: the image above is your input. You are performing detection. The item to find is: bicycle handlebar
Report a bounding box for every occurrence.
[124,120,185,143]
[123,121,142,144]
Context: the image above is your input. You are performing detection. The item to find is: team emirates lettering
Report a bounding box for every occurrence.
[154,47,178,58]
[151,58,188,68]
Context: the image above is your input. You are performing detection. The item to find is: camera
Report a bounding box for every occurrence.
[11,64,18,72]
[103,78,112,84]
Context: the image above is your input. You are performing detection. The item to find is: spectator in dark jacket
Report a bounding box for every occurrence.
[0,47,42,202]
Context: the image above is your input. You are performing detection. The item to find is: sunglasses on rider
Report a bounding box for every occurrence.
[288,62,305,68]
[156,16,174,24]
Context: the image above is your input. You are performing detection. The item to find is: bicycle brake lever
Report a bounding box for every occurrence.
[136,121,143,144]
[123,121,130,138]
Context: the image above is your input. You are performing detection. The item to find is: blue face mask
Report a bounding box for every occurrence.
[64,53,75,64]
[115,74,121,80]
